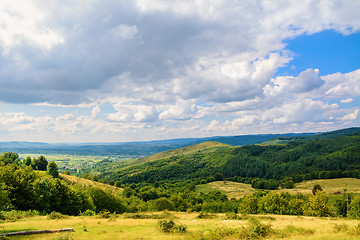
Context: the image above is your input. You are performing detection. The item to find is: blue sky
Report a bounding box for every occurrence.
[0,0,359,143]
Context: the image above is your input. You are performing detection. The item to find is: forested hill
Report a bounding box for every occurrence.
[103,128,360,185]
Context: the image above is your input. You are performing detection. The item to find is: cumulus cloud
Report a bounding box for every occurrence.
[263,68,324,97]
[0,0,359,141]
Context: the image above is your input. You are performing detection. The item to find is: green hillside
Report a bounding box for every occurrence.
[263,127,360,145]
[131,141,232,165]
[103,128,360,186]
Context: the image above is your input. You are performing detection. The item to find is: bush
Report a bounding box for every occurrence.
[279,225,314,237]
[0,210,40,222]
[246,218,274,239]
[157,219,187,234]
[48,211,68,220]
[196,212,217,219]
[97,210,111,219]
[79,209,95,216]
[190,218,273,239]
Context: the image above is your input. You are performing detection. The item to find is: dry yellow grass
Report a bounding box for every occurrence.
[196,181,256,199]
[60,174,123,194]
[279,178,360,195]
[2,213,360,240]
[197,178,360,200]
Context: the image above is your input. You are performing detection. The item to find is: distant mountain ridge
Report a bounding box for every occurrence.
[1,127,359,157]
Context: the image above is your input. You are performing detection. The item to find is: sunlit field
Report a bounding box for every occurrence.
[2,212,360,240]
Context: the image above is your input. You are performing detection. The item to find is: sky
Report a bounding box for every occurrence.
[0,0,359,143]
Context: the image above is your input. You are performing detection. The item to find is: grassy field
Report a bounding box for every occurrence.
[1,212,360,240]
[196,178,360,199]
[196,181,257,199]
[60,174,123,194]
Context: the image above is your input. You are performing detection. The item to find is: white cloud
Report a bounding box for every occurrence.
[264,68,324,97]
[0,0,359,142]
[323,69,360,98]
[337,109,359,121]
[341,98,353,103]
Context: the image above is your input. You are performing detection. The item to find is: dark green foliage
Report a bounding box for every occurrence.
[103,131,360,186]
[214,173,223,181]
[23,156,32,166]
[152,197,175,211]
[0,183,9,210]
[0,164,35,210]
[31,155,48,170]
[47,161,59,178]
[0,152,19,165]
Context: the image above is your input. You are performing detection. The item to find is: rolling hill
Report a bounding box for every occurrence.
[101,127,360,185]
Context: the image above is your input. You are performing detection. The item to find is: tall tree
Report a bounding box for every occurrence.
[47,161,59,178]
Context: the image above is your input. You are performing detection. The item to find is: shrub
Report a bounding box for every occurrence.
[279,225,314,237]
[79,209,95,216]
[97,210,111,219]
[196,212,217,219]
[246,218,274,239]
[48,211,68,220]
[157,219,187,234]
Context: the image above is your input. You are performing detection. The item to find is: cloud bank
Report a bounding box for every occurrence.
[0,0,359,142]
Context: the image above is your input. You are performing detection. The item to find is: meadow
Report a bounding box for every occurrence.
[1,212,360,240]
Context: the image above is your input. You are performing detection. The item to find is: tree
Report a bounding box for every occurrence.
[348,196,360,219]
[36,155,48,170]
[114,181,121,188]
[24,156,32,166]
[312,184,323,195]
[92,175,99,182]
[0,152,19,165]
[306,190,331,217]
[0,183,10,210]
[32,155,48,170]
[47,161,59,178]
[214,173,224,181]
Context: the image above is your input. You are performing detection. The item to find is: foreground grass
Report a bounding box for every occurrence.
[1,212,360,240]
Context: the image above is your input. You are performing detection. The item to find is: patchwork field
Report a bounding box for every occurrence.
[1,212,360,240]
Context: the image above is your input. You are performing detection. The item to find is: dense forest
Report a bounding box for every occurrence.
[1,127,360,220]
[101,129,360,190]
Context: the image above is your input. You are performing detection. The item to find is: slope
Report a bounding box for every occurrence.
[103,128,360,184]
[131,141,232,165]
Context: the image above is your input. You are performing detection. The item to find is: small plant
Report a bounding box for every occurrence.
[82,225,88,232]
[246,218,274,239]
[349,223,360,235]
[196,211,217,219]
[280,225,314,237]
[97,210,111,219]
[157,219,187,234]
[48,211,68,220]
[333,223,349,232]
[0,235,10,240]
[158,219,175,233]
[79,209,95,216]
